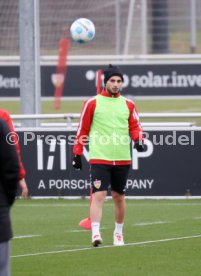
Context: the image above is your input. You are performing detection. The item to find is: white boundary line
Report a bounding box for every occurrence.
[11,234,201,259]
[134,221,167,226]
[13,235,41,239]
[15,202,201,207]
[17,196,201,199]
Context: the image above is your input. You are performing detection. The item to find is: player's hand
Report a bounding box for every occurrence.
[19,179,29,198]
[72,155,82,170]
[134,140,144,152]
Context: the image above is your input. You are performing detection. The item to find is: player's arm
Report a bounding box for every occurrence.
[0,109,28,197]
[72,97,96,169]
[0,119,20,206]
[0,109,26,179]
[126,100,144,152]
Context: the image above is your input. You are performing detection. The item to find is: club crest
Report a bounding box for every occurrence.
[94,180,101,189]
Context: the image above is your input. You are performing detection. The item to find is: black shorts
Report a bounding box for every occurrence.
[90,164,130,195]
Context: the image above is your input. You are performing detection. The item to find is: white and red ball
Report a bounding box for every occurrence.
[70,18,95,43]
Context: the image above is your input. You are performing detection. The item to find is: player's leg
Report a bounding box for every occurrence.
[111,191,126,246]
[90,164,110,247]
[111,165,130,246]
[111,191,126,224]
[90,190,107,246]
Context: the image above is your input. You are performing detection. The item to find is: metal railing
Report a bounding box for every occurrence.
[1,54,201,65]
[11,112,201,120]
[11,112,201,129]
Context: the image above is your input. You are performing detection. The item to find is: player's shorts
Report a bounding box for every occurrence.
[90,164,130,195]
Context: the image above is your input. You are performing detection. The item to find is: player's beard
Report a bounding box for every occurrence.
[107,87,121,95]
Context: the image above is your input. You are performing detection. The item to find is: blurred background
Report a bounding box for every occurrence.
[0,0,201,122]
[0,0,200,56]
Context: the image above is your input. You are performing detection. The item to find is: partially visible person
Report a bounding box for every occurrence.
[0,118,20,276]
[0,109,28,198]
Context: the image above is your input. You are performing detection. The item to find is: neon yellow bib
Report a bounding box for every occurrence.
[89,95,131,161]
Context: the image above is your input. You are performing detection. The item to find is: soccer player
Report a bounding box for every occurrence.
[0,118,20,276]
[72,64,144,247]
[0,109,28,198]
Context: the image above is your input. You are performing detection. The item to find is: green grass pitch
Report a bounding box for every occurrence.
[11,199,201,276]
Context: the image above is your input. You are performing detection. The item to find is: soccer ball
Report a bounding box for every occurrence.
[70,18,95,43]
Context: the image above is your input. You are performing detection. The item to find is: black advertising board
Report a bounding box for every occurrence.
[17,129,201,197]
[1,64,201,97]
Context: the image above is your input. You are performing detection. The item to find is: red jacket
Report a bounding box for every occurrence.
[73,89,143,165]
[0,109,26,179]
